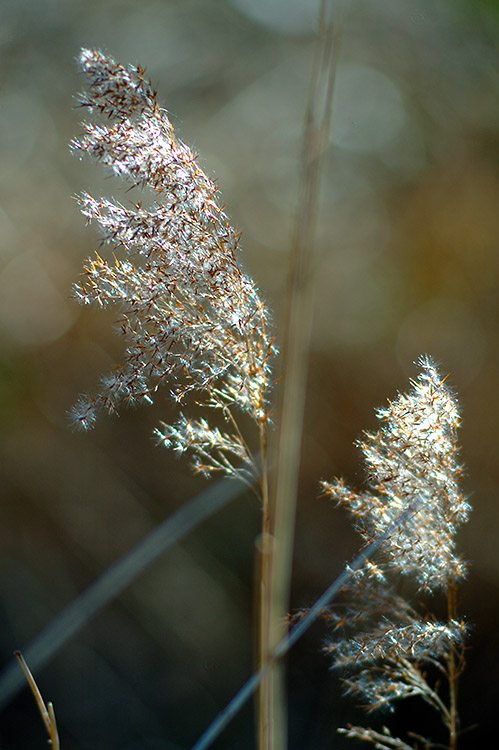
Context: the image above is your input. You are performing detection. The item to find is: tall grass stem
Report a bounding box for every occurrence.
[262,2,344,748]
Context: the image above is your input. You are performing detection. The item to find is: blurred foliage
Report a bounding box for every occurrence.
[0,1,498,748]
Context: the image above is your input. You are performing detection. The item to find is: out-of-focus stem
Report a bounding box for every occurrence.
[260,3,344,750]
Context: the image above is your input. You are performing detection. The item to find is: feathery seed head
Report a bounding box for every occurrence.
[71,50,274,464]
[323,358,470,726]
[323,356,469,592]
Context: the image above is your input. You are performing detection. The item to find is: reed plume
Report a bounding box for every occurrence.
[70,48,274,488]
[322,356,470,750]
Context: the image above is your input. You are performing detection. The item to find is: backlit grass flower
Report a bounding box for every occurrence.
[70,49,274,482]
[322,357,470,749]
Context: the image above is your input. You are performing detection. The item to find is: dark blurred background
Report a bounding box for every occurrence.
[0,0,498,748]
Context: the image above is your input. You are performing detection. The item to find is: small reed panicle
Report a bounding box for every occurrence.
[70,49,274,487]
[322,356,470,750]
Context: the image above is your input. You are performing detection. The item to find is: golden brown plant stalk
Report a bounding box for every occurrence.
[15,651,60,750]
[262,3,343,747]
